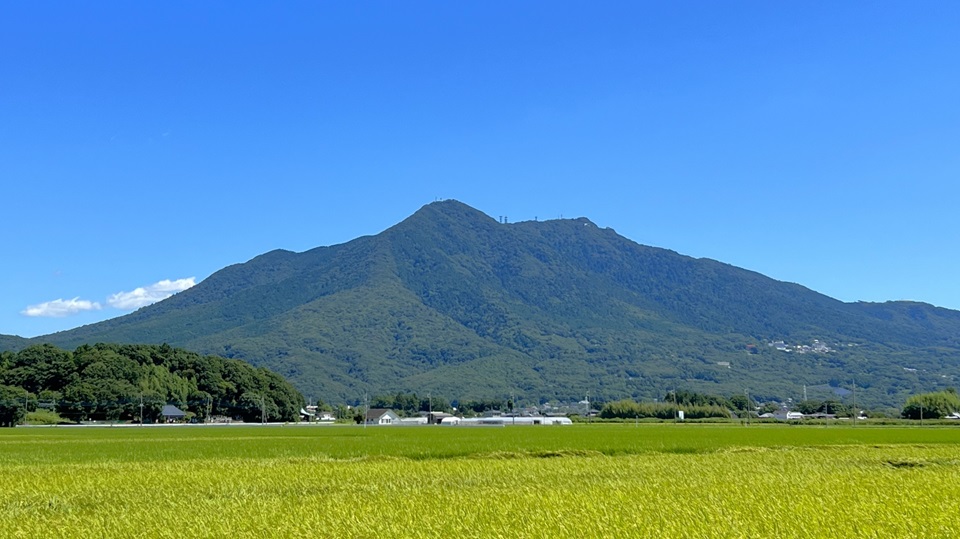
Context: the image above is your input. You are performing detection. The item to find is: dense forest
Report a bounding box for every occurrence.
[0,343,304,427]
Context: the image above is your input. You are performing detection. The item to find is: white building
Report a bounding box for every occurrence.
[458,416,573,426]
[365,408,401,425]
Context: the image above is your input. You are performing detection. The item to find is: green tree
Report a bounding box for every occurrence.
[901,391,960,420]
[3,344,75,394]
[818,400,849,416]
[729,394,750,412]
[758,402,779,415]
[797,400,821,414]
[92,379,138,421]
[236,393,280,423]
[600,399,642,419]
[187,390,213,421]
[140,390,165,423]
[420,395,451,413]
[0,351,11,377]
[333,403,350,421]
[57,382,99,422]
[0,384,28,427]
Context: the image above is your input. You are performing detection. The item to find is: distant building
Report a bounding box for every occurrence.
[365,409,400,425]
[161,404,186,422]
[302,407,336,422]
[427,412,454,424]
[458,416,573,426]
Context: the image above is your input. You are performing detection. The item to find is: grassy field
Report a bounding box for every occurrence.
[2,424,959,537]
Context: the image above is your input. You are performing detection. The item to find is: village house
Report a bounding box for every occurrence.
[161,404,186,423]
[365,408,401,425]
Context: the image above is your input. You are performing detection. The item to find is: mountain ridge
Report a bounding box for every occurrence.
[6,200,959,407]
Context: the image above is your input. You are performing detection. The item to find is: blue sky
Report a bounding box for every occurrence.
[3,2,959,338]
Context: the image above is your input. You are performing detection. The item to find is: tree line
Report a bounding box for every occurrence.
[901,389,960,420]
[598,390,746,420]
[0,343,304,427]
[370,392,453,415]
[597,388,960,421]
[368,393,551,418]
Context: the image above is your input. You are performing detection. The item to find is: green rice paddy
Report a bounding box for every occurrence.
[2,424,958,537]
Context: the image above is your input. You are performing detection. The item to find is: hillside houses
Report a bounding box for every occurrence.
[768,339,833,354]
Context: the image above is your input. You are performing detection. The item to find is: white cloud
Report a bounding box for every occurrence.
[107,277,196,310]
[21,298,102,318]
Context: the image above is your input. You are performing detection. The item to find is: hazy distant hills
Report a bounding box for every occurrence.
[11,201,960,408]
[0,334,29,352]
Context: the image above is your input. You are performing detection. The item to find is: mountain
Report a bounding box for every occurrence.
[18,201,960,408]
[0,335,29,352]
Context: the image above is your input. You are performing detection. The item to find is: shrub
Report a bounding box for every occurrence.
[25,409,65,425]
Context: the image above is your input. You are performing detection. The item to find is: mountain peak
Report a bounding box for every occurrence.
[412,199,495,221]
[388,200,500,240]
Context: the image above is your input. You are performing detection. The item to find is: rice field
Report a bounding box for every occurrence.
[2,424,959,538]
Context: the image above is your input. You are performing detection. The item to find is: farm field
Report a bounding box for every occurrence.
[2,424,959,538]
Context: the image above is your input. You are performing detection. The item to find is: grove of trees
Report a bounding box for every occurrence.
[901,389,960,420]
[0,343,304,426]
[370,392,452,415]
[599,391,733,420]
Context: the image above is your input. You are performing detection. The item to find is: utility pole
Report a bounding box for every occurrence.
[852,378,857,428]
[260,395,265,425]
[139,394,144,426]
[674,390,679,424]
[745,391,750,427]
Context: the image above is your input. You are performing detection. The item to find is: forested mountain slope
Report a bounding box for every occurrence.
[0,335,29,352]
[15,201,960,407]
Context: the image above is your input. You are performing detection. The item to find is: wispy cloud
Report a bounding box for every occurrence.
[21,298,102,318]
[107,277,196,310]
[21,277,197,318]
